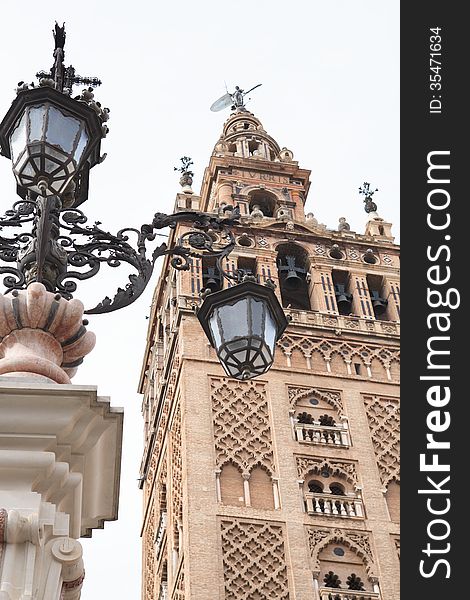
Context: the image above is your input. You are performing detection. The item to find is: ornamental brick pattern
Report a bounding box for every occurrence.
[220,519,289,600]
[210,377,274,475]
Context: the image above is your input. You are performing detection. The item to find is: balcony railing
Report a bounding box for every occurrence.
[305,493,363,518]
[319,589,380,600]
[294,422,350,447]
[154,511,167,556]
[158,583,168,600]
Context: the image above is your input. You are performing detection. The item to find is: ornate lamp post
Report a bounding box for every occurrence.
[0,24,287,381]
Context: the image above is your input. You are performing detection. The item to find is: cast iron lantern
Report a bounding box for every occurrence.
[197,280,288,380]
[0,86,102,198]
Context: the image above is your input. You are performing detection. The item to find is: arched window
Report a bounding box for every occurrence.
[201,256,222,293]
[308,479,324,493]
[332,269,352,316]
[219,463,245,507]
[319,414,336,427]
[276,243,310,310]
[329,483,345,496]
[248,139,260,156]
[367,274,389,320]
[297,411,314,424]
[385,480,400,523]
[237,256,257,282]
[248,189,277,217]
[249,466,274,509]
[323,571,341,588]
[347,573,365,590]
[318,543,372,593]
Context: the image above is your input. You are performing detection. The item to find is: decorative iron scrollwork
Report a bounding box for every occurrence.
[0,195,240,314]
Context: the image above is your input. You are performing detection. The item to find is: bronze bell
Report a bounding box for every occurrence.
[278,255,306,290]
[334,284,352,311]
[202,267,221,293]
[370,290,388,315]
[283,268,303,290]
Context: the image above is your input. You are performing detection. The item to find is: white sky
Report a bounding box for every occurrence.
[0,2,399,598]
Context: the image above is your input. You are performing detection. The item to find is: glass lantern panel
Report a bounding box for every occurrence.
[227,339,248,351]
[232,348,248,363]
[74,128,89,162]
[51,178,69,193]
[209,312,222,348]
[46,106,81,154]
[249,297,266,338]
[260,345,273,365]
[252,353,266,369]
[216,298,249,344]
[28,105,47,142]
[44,158,61,174]
[10,113,27,162]
[46,146,68,161]
[264,309,277,352]
[20,162,36,177]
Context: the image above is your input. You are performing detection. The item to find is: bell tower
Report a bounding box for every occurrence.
[139,107,400,600]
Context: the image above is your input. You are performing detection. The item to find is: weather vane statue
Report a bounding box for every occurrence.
[174,156,194,190]
[210,83,262,113]
[359,182,379,214]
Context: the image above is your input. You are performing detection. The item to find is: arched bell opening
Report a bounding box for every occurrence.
[248,189,277,218]
[331,270,352,316]
[276,243,310,310]
[237,256,258,282]
[367,274,389,320]
[201,256,223,293]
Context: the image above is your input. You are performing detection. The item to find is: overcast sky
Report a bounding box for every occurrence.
[0,1,399,598]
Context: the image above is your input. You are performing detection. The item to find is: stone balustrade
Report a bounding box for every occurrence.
[305,493,363,518]
[155,511,167,557]
[177,294,400,338]
[319,589,380,600]
[159,582,168,600]
[287,309,399,337]
[295,422,350,447]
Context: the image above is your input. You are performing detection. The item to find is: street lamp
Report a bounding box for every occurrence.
[0,24,287,380]
[198,278,287,380]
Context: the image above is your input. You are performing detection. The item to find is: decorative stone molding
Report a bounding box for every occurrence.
[277,334,400,375]
[295,456,358,486]
[363,395,400,486]
[0,502,85,600]
[0,380,123,538]
[0,283,95,383]
[287,385,343,412]
[170,403,183,544]
[306,526,377,580]
[0,380,122,600]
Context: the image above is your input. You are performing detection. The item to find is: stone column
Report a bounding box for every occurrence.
[349,271,374,319]
[217,181,233,207]
[382,278,400,321]
[309,265,338,314]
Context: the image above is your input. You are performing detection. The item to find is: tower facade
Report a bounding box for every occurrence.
[138,110,400,600]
